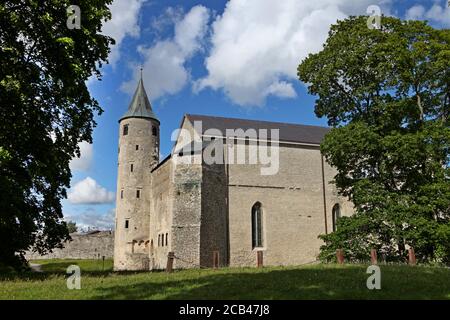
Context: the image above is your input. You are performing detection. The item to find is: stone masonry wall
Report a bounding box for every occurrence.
[200,158,228,268]
[171,154,203,269]
[149,158,173,270]
[114,117,158,271]
[26,231,114,260]
[226,142,352,267]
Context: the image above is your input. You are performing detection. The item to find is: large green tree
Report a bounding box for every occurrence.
[0,1,114,268]
[298,16,450,264]
[66,221,78,233]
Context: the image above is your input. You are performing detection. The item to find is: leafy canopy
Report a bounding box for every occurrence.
[0,0,114,268]
[298,16,450,263]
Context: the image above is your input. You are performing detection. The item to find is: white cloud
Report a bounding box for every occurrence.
[70,141,93,172]
[195,0,383,107]
[405,2,450,27]
[102,0,145,64]
[66,208,115,231]
[68,177,115,205]
[425,3,450,26]
[121,5,210,99]
[405,5,426,20]
[264,81,297,99]
[150,6,184,34]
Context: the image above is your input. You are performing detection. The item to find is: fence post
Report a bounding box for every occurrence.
[166,251,174,273]
[336,249,344,264]
[213,251,219,269]
[408,248,416,265]
[257,251,263,268]
[370,249,377,265]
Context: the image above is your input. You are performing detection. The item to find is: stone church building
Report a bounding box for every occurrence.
[114,76,353,271]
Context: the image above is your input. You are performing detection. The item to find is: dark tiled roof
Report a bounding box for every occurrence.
[120,77,159,122]
[185,114,329,145]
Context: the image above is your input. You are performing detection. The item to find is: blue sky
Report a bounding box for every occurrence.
[64,0,450,230]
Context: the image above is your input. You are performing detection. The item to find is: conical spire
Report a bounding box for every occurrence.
[120,70,159,122]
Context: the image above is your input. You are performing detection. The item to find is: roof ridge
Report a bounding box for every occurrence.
[185,113,329,145]
[185,113,329,129]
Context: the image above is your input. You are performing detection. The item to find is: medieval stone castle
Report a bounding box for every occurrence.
[114,76,353,271]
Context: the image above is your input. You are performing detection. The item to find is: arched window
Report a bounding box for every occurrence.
[332,204,341,232]
[161,233,164,247]
[252,202,263,248]
[165,233,168,246]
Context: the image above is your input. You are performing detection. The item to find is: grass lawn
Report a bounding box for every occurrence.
[0,259,449,299]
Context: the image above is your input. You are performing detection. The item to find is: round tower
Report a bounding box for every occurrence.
[114,73,159,271]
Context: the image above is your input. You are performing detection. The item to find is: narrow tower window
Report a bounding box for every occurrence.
[165,233,168,246]
[161,233,164,247]
[136,190,140,198]
[125,219,129,229]
[152,126,157,136]
[123,124,129,136]
[252,202,263,248]
[158,234,160,246]
[136,145,139,150]
[130,164,134,172]
[120,190,123,199]
[332,204,341,232]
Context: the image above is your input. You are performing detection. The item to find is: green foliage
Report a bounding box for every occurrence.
[298,16,450,264]
[0,1,114,269]
[66,221,78,233]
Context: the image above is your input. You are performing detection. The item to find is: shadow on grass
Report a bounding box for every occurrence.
[2,261,449,299]
[91,265,450,300]
[0,259,147,281]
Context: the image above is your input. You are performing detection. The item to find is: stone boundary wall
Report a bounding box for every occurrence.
[26,231,114,260]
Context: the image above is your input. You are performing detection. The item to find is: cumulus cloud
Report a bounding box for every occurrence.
[405,5,426,20]
[68,177,115,205]
[121,5,210,99]
[102,0,145,64]
[195,0,383,107]
[405,2,450,27]
[425,2,450,26]
[66,208,115,231]
[70,141,93,172]
[150,6,184,34]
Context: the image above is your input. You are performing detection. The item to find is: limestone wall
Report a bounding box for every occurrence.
[114,117,158,271]
[149,158,173,270]
[26,231,114,260]
[226,142,352,267]
[171,154,203,269]
[200,160,228,268]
